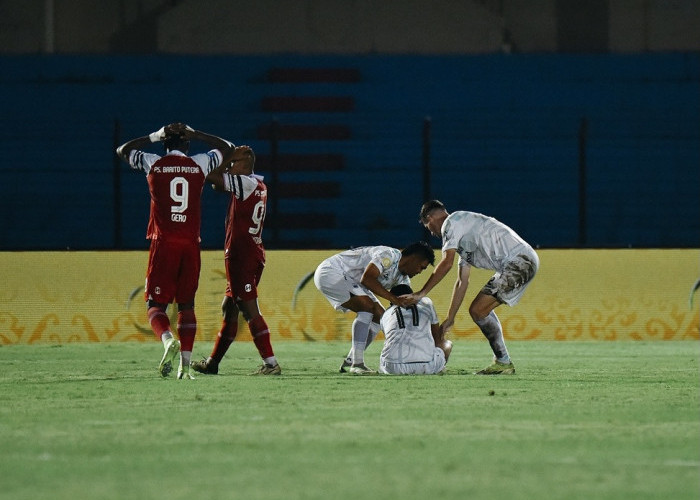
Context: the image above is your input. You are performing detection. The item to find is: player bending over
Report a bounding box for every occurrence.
[314,242,435,374]
[406,200,539,375]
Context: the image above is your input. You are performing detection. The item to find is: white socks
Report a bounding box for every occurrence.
[161,331,174,347]
[180,350,191,367]
[367,322,381,348]
[351,311,374,365]
[345,321,381,364]
[475,311,510,363]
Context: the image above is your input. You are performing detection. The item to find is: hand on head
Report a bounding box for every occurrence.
[165,122,194,140]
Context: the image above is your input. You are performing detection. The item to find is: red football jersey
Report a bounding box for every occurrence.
[224,174,267,263]
[130,150,221,241]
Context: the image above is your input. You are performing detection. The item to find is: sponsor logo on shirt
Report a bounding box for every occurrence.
[458,247,474,265]
[154,166,200,174]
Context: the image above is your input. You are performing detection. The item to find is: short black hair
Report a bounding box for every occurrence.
[401,241,435,266]
[389,284,413,297]
[419,199,446,223]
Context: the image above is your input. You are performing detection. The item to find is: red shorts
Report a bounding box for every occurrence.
[144,238,201,304]
[225,255,265,302]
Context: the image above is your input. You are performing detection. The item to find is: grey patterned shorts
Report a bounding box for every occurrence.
[481,252,539,306]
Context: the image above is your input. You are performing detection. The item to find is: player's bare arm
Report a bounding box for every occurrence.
[431,322,443,346]
[219,145,254,171]
[115,125,166,161]
[207,145,256,191]
[205,162,228,191]
[404,248,456,305]
[441,263,471,334]
[180,124,234,156]
[360,263,407,306]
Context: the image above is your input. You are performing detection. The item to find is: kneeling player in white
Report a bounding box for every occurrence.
[379,284,452,375]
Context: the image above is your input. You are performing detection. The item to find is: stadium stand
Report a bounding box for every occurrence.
[0,53,697,250]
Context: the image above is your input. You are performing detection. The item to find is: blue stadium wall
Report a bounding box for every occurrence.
[1,53,698,250]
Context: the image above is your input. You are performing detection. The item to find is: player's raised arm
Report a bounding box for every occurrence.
[178,123,234,156]
[115,126,166,162]
[205,162,228,191]
[218,144,254,170]
[206,145,255,191]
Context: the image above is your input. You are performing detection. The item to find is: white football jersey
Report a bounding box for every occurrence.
[380,297,439,364]
[324,246,409,289]
[441,211,534,271]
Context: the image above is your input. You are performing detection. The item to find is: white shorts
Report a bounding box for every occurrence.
[379,348,446,375]
[480,251,539,306]
[313,262,378,313]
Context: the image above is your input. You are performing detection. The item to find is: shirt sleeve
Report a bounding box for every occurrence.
[222,174,259,200]
[370,247,399,274]
[191,149,224,177]
[128,150,160,174]
[441,218,458,251]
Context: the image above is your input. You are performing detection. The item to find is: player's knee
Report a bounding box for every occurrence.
[469,302,487,322]
[440,339,453,361]
[177,301,194,312]
[221,297,238,317]
[371,304,384,323]
[355,310,374,325]
[178,307,196,322]
[147,300,167,311]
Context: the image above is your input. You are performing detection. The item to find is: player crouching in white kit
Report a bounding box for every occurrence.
[379,284,452,375]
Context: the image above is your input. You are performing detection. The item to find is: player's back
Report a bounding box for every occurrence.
[380,298,438,363]
[147,153,207,242]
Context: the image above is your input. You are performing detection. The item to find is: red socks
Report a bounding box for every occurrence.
[148,307,171,338]
[177,309,197,352]
[211,317,238,363]
[249,316,274,359]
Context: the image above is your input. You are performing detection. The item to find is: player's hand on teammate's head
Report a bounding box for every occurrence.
[399,293,420,306]
[394,295,416,308]
[164,122,193,138]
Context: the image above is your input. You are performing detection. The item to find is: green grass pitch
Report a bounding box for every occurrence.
[0,340,698,500]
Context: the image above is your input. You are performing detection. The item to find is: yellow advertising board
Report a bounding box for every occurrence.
[0,249,698,344]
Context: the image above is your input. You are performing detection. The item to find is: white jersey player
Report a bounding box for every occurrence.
[379,284,452,375]
[408,200,539,375]
[314,242,435,374]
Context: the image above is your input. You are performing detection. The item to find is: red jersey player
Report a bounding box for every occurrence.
[116,123,233,379]
[191,145,281,375]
